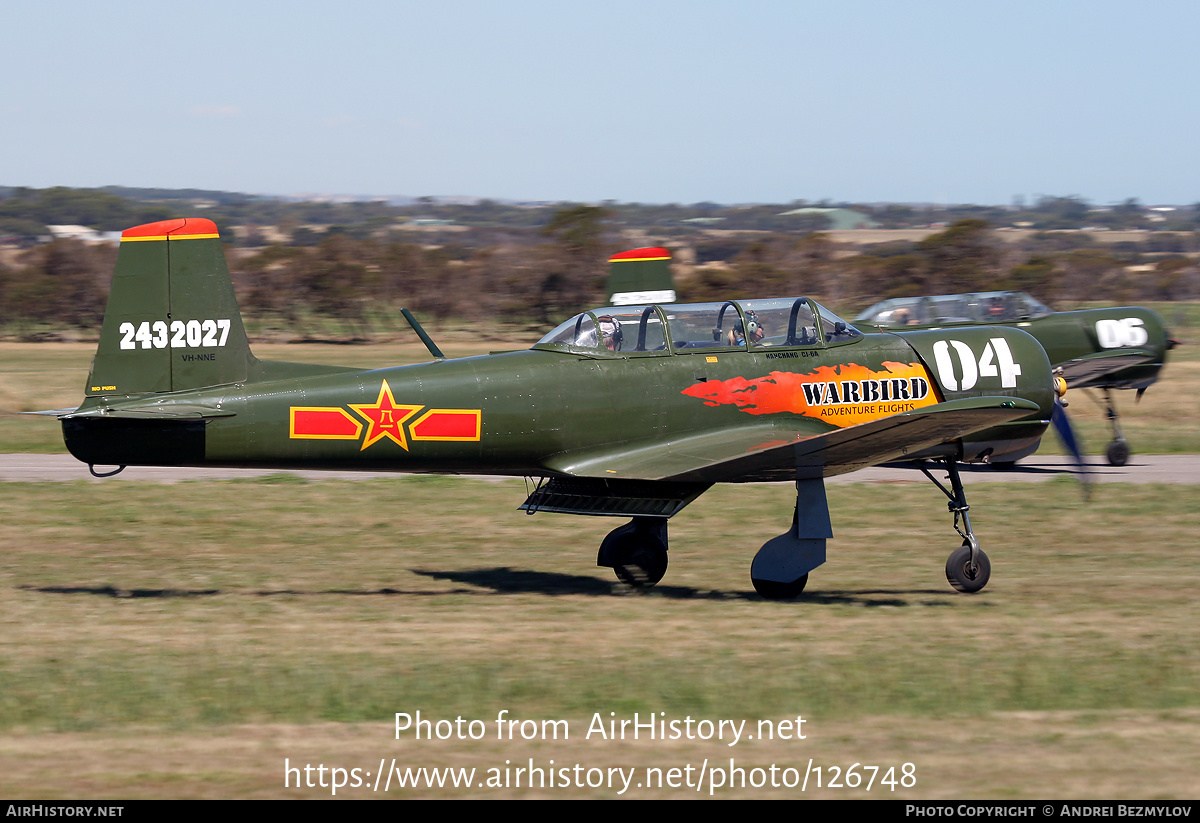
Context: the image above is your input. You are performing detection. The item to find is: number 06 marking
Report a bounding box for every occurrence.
[1095,317,1148,349]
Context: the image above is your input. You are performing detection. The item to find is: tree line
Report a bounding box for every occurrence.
[2,213,1197,341]
[687,219,1199,309]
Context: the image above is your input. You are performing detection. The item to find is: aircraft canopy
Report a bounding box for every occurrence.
[855,291,1053,327]
[535,298,862,355]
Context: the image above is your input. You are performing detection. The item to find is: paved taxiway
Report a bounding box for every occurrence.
[2,454,1199,484]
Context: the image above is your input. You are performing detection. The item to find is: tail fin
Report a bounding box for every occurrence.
[86,218,251,396]
[607,247,676,306]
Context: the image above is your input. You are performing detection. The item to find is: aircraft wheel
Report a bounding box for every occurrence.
[611,533,668,588]
[752,574,808,600]
[1106,439,1130,467]
[945,542,990,594]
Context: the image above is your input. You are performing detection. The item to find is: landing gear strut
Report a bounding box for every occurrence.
[920,459,991,593]
[1096,388,1130,467]
[598,517,669,588]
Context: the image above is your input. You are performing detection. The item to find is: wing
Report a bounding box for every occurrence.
[1055,349,1163,389]
[544,396,1042,484]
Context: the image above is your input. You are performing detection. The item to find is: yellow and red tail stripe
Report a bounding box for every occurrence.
[608,247,671,262]
[121,218,222,242]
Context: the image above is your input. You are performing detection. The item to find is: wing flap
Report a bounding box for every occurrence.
[520,476,710,517]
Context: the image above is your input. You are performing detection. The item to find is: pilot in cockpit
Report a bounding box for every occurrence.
[727,310,765,346]
[597,315,622,351]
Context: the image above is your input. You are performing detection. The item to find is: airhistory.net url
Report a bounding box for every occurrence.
[284,757,916,796]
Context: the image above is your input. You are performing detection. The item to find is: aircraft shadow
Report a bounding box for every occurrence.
[17,584,220,599]
[16,578,981,607]
[414,566,771,599]
[961,463,1073,476]
[795,589,993,607]
[412,568,970,606]
[412,567,619,596]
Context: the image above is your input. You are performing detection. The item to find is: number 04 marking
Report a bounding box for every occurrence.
[931,337,1022,391]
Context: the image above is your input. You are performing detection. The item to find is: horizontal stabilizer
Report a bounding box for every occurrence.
[61,404,236,420]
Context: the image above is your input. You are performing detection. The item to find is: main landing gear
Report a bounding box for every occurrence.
[750,477,830,600]
[920,459,991,593]
[597,464,991,597]
[598,518,669,588]
[596,484,828,599]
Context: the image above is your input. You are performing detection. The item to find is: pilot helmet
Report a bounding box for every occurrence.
[597,315,622,349]
[745,310,759,336]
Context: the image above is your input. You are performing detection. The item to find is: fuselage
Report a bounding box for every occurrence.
[63,300,1055,477]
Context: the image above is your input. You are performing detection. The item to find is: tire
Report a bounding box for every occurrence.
[945,543,991,593]
[752,574,808,600]
[612,533,668,588]
[1106,440,1130,467]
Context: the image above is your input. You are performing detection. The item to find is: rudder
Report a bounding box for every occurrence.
[86,218,251,396]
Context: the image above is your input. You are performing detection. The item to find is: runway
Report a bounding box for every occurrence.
[3,453,1199,484]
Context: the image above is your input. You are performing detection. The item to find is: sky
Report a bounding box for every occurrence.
[2,0,1197,206]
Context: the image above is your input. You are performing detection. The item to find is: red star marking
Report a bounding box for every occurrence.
[349,380,423,451]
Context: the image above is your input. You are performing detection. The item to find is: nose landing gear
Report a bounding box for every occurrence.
[1096,387,1130,467]
[920,459,991,594]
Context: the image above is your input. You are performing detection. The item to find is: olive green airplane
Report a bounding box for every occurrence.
[57,218,1075,599]
[855,291,1177,466]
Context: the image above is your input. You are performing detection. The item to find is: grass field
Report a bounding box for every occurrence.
[0,476,1197,798]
